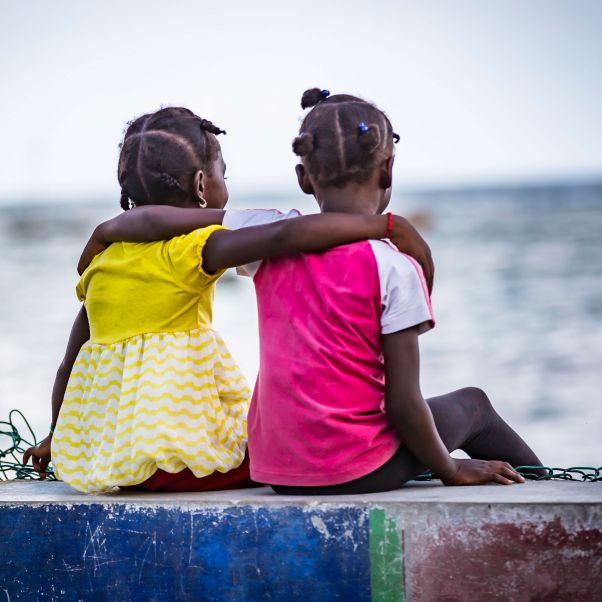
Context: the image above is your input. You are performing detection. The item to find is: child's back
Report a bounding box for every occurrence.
[248,239,433,486]
[247,87,541,493]
[52,227,250,492]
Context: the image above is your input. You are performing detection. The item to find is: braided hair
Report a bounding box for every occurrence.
[118,107,226,210]
[292,88,399,187]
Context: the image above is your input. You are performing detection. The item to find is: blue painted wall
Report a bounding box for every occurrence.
[1,504,370,602]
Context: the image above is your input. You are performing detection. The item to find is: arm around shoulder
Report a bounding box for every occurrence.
[78,206,226,274]
[201,212,391,273]
[201,211,435,287]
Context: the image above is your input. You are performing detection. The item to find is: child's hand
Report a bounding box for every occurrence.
[78,231,108,275]
[441,458,526,486]
[22,435,53,480]
[389,216,434,293]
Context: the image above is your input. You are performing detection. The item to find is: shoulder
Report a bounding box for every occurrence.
[368,239,424,280]
[368,240,434,334]
[76,245,122,301]
[167,225,225,250]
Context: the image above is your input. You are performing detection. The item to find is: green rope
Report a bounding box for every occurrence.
[0,410,600,482]
[415,465,602,482]
[515,465,602,482]
[0,409,56,480]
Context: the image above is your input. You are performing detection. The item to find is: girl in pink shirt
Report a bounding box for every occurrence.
[242,88,542,493]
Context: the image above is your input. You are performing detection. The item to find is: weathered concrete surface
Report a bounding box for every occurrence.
[1,480,601,601]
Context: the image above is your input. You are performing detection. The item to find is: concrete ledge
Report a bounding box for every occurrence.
[1,480,601,601]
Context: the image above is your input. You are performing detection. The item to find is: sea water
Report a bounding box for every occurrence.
[0,182,600,467]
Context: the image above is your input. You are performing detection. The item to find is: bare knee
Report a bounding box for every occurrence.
[460,387,494,415]
[461,386,489,401]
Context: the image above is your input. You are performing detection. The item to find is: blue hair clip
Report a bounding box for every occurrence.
[321,89,330,98]
[358,122,369,134]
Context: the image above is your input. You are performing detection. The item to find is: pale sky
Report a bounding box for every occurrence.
[1,0,601,203]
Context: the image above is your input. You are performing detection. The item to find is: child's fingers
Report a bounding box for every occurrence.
[31,454,42,473]
[424,255,434,294]
[501,464,525,483]
[22,447,33,466]
[78,241,107,275]
[40,456,50,473]
[77,253,90,275]
[414,252,432,295]
[492,473,514,485]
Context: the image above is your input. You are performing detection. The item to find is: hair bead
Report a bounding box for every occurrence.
[358,122,369,134]
[301,88,332,109]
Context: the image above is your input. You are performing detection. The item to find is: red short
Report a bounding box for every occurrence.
[121,452,259,493]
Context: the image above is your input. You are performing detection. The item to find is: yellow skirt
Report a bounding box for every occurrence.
[51,327,251,493]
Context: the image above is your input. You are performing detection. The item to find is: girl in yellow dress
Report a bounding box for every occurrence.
[23,106,432,493]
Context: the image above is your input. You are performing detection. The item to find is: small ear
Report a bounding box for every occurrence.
[379,156,394,190]
[193,170,205,202]
[295,164,314,196]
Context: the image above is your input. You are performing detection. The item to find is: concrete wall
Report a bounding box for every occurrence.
[1,481,601,601]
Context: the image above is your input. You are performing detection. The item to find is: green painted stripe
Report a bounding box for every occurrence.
[369,508,404,602]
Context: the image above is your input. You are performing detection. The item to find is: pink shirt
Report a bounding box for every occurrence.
[224,209,435,486]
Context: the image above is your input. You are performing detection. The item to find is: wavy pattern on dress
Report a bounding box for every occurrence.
[68,364,247,387]
[65,376,247,398]
[57,412,244,448]
[56,451,245,490]
[52,326,251,493]
[57,398,248,422]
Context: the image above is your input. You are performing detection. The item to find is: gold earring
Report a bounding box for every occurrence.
[198,195,207,208]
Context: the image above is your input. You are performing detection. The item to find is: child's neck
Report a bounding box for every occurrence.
[315,184,381,216]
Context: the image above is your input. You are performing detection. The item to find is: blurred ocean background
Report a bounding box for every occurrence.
[2,1,601,470]
[0,182,600,466]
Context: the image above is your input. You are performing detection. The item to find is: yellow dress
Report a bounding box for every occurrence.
[51,226,251,493]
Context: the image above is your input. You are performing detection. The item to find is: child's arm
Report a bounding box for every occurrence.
[22,306,90,478]
[78,207,434,291]
[382,327,525,486]
[201,213,404,273]
[78,207,226,274]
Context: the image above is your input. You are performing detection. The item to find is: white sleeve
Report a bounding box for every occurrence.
[223,208,301,229]
[369,240,435,335]
[222,208,302,277]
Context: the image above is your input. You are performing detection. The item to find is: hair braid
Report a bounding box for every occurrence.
[199,119,226,136]
[292,132,314,156]
[158,172,186,194]
[120,189,131,211]
[301,88,330,109]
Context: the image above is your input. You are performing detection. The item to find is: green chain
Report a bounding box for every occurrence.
[415,465,602,482]
[1,410,600,483]
[0,409,56,481]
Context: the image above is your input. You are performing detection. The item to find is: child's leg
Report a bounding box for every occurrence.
[272,387,542,495]
[428,387,542,467]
